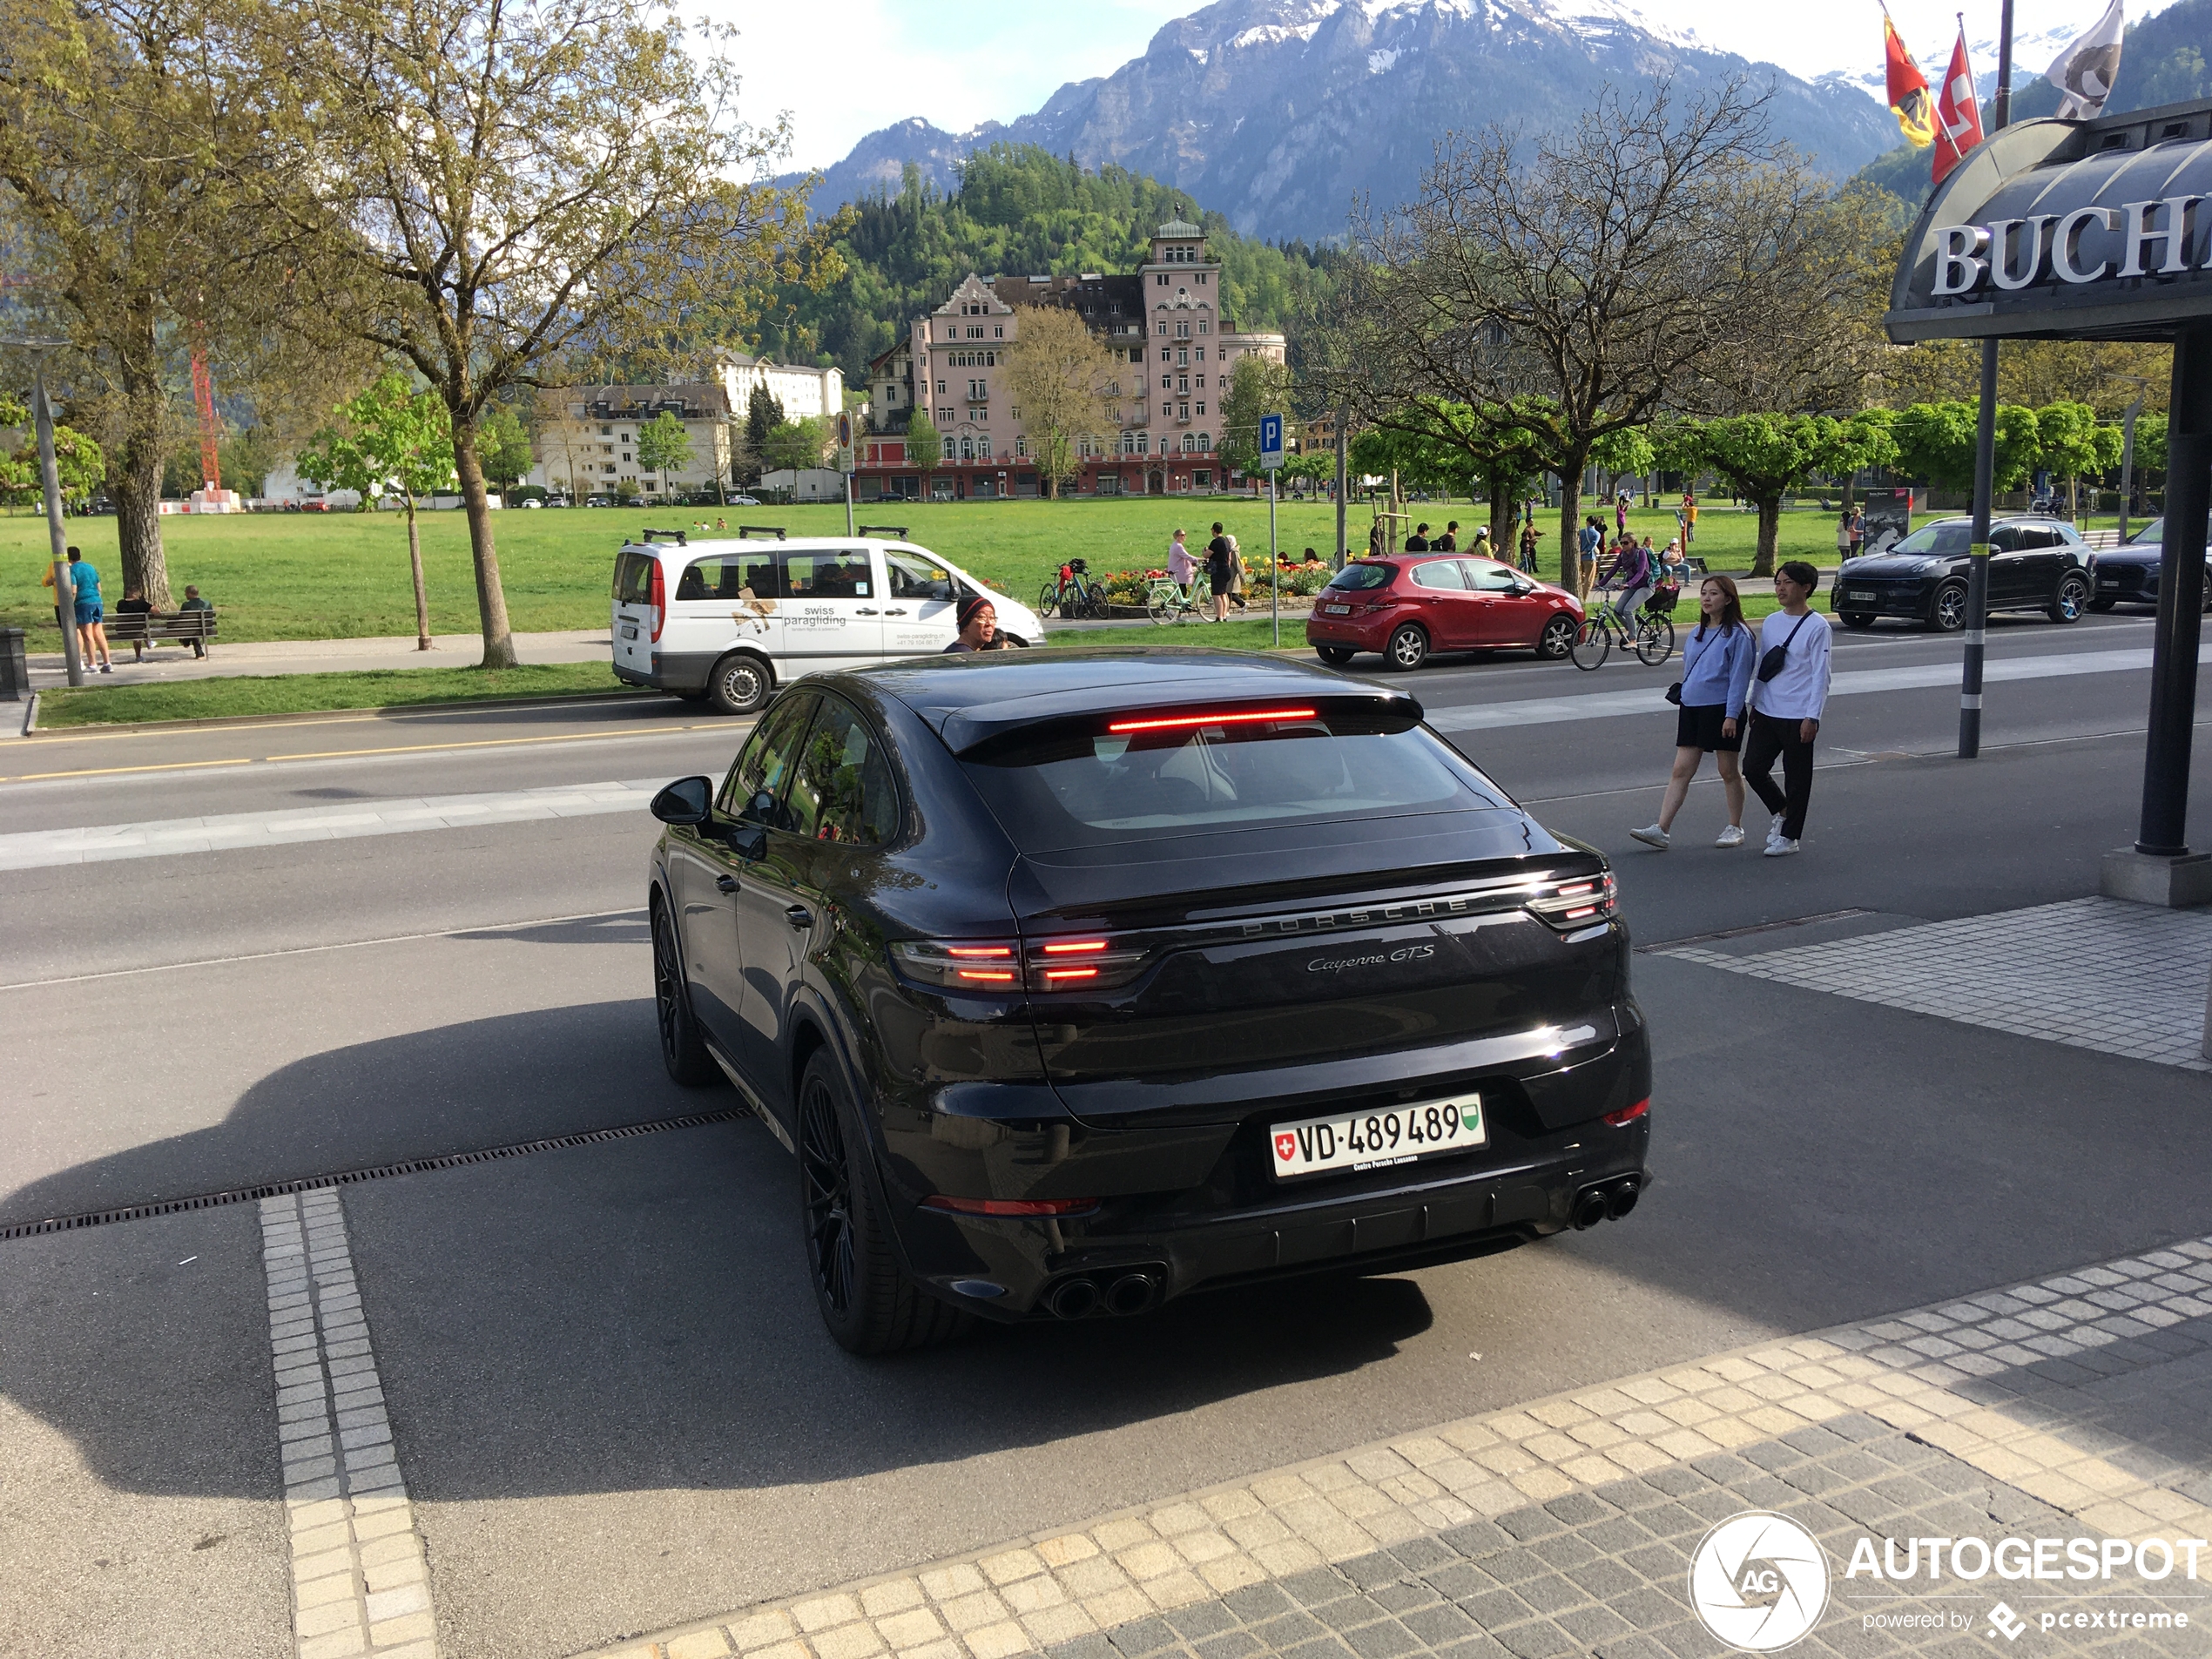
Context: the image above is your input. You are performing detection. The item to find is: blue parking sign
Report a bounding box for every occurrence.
[1259,413,1284,472]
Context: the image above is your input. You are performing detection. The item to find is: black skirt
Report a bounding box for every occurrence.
[1676,701,1741,753]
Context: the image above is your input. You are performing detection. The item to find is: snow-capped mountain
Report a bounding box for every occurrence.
[795,0,1898,241]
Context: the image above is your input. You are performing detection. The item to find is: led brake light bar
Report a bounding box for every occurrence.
[1107,707,1317,734]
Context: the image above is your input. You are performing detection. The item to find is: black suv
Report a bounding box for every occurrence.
[1831,516,2092,631]
[646,651,1650,1352]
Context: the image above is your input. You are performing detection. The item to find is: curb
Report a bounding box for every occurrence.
[22,688,658,738]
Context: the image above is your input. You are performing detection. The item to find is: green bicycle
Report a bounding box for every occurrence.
[1146,573,1215,624]
[1569,587,1675,671]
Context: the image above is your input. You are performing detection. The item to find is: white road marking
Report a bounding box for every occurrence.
[1424,643,2212,733]
[260,1190,436,1658]
[0,777,678,872]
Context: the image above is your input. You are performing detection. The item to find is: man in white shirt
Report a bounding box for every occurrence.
[1743,561,1832,857]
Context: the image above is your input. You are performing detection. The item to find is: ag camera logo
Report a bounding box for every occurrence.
[1689,1512,1831,1651]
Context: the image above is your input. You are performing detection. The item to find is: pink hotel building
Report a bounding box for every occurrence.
[856,220,1286,501]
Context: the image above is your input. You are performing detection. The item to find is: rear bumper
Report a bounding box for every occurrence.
[612,651,720,693]
[1305,611,1398,649]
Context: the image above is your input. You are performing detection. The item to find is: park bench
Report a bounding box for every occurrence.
[104,610,219,658]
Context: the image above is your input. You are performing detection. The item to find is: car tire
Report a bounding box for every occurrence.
[1840,613,1877,631]
[1316,645,1355,665]
[2048,572,2090,624]
[1536,613,1576,659]
[1929,583,1969,631]
[1384,624,1429,671]
[797,1050,969,1356]
[651,899,720,1087]
[706,652,772,716]
[2088,599,2117,612]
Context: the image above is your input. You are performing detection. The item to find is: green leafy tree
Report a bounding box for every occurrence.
[296,370,458,650]
[635,410,694,502]
[260,0,841,667]
[3,419,105,507]
[475,406,536,497]
[1005,305,1116,498]
[763,416,829,475]
[2034,402,2122,519]
[905,408,941,482]
[1219,355,1294,478]
[745,385,786,479]
[1664,415,1872,577]
[1892,401,2044,493]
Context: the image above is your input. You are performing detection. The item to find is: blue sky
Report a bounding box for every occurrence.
[722,0,2187,171]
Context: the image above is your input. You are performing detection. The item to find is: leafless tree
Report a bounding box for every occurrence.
[1322,77,1838,594]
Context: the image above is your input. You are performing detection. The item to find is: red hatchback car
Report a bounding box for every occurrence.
[1307,554,1584,671]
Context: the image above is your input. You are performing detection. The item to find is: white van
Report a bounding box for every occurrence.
[609,530,1043,714]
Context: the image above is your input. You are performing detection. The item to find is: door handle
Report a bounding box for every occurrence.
[854,607,879,616]
[716,875,738,894]
[883,607,908,616]
[786,904,813,929]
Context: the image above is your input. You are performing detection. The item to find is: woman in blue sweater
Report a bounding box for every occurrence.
[1630,576,1755,849]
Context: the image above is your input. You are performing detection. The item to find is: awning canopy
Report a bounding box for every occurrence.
[1886,96,2212,344]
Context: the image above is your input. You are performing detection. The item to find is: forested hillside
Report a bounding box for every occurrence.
[1850,0,2211,209]
[751,145,1344,380]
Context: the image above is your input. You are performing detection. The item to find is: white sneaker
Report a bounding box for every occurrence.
[1764,837,1801,857]
[1769,812,1785,842]
[1629,825,1669,849]
[1715,825,1744,847]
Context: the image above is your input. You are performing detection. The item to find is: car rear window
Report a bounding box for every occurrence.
[612,550,655,604]
[1325,563,1394,591]
[961,714,1503,849]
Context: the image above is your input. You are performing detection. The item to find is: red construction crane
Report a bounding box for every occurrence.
[190,339,221,492]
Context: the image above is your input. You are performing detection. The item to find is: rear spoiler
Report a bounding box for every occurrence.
[940,688,1425,759]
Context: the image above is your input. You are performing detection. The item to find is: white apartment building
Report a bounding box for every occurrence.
[715,354,844,421]
[532,383,734,500]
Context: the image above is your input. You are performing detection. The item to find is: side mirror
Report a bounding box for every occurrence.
[650,776,712,826]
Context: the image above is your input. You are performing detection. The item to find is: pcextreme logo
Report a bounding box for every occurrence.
[1689,1512,1831,1652]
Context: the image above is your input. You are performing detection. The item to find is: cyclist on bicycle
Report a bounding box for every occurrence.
[1601,534,1656,624]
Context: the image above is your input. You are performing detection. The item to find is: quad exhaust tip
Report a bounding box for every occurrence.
[1045,1268,1163,1318]
[1573,1177,1643,1230]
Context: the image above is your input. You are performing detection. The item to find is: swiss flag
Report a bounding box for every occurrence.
[1274,1133,1298,1164]
[1932,26,1985,186]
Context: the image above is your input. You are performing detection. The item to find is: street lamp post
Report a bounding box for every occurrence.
[1959,0,2016,760]
[7,341,85,687]
[2114,379,2148,543]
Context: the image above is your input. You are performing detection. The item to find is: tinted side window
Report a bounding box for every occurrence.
[784,698,900,846]
[1325,563,1394,591]
[612,550,655,604]
[1410,559,1465,590]
[718,693,819,822]
[679,552,781,602]
[779,548,874,599]
[884,550,956,602]
[2013,527,2062,550]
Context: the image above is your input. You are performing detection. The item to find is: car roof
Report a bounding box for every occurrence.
[843,648,1420,752]
[620,536,924,556]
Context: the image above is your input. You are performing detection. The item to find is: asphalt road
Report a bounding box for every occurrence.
[3,610,2209,1659]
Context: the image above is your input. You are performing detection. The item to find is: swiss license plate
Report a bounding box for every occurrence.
[1270,1095,1486,1179]
[620,624,640,639]
[1322,603,1352,615]
[1846,590,1877,601]
[2098,579,2119,588]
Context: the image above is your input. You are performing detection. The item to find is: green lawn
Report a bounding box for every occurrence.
[4,496,1844,648]
[34,661,635,728]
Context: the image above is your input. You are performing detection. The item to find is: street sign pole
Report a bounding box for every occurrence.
[836,411,855,536]
[32,366,84,688]
[1959,0,2014,760]
[1259,414,1285,646]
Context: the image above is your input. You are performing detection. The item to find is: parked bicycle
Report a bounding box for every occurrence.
[1569,584,1676,671]
[1038,558,1111,621]
[1146,571,1215,624]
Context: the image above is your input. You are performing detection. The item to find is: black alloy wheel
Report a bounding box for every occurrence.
[1385,623,1429,671]
[796,1052,969,1355]
[1315,645,1355,665]
[652,901,718,1086]
[1840,613,1878,631]
[1930,583,1969,631]
[2048,572,2090,624]
[707,653,772,716]
[1536,613,1576,659]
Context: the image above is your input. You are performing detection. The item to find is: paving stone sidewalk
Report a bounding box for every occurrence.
[578,1238,2212,1659]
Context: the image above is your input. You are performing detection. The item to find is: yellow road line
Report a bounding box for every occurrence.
[16,696,647,745]
[10,757,258,782]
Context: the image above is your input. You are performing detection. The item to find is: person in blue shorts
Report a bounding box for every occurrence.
[67,547,113,672]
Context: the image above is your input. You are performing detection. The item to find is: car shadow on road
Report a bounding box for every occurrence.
[447,911,648,948]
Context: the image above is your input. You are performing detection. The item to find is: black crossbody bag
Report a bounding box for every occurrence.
[1757,612,1811,684]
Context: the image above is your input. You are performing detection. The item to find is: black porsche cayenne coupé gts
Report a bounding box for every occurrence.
[646,651,1650,1352]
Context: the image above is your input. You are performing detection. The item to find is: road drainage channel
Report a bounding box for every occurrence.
[0,1109,751,1242]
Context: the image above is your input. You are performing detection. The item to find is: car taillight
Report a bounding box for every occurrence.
[891,936,1150,992]
[647,558,666,644]
[1603,1097,1649,1127]
[921,1195,1099,1217]
[1526,873,1619,931]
